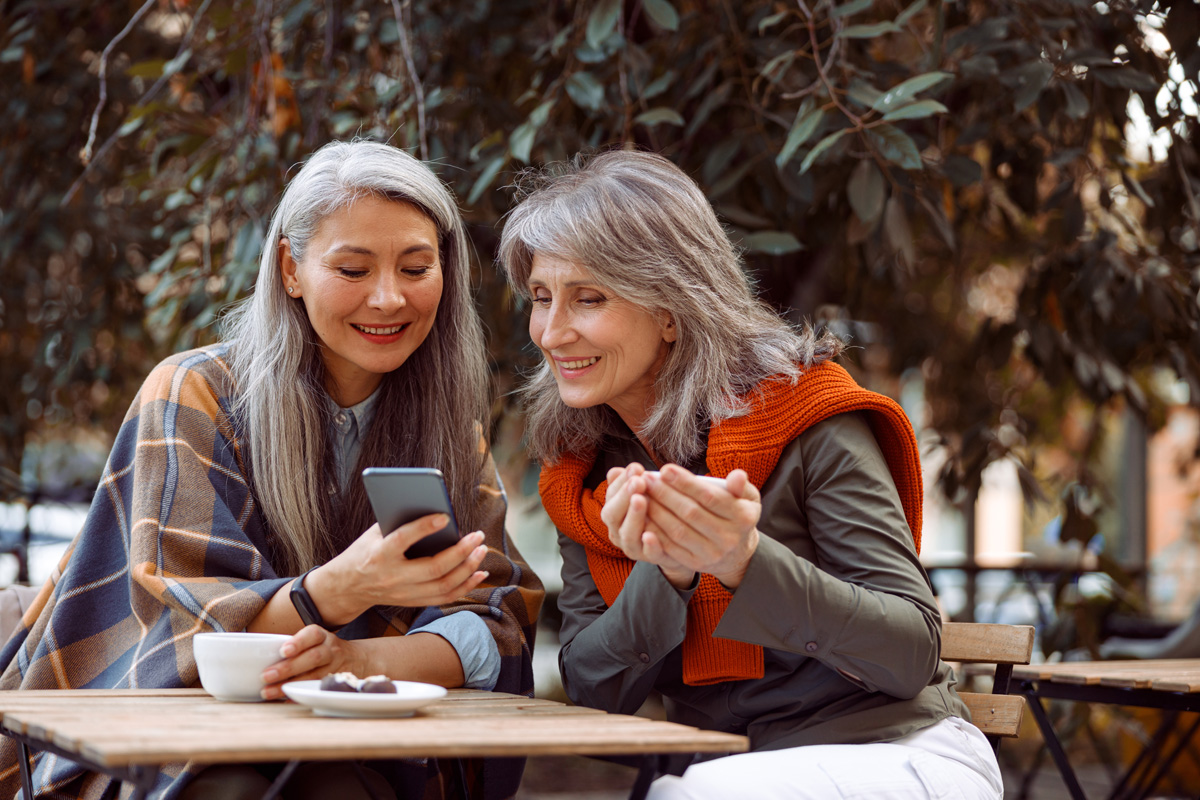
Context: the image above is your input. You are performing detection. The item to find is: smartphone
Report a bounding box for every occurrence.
[362,467,462,559]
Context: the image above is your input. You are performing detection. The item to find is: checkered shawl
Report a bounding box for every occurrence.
[0,345,544,800]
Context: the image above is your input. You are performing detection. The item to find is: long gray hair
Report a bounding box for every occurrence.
[222,140,489,575]
[498,150,843,466]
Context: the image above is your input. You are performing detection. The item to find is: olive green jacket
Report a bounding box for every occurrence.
[555,411,969,752]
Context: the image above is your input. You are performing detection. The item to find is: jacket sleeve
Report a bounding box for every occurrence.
[556,533,697,714]
[394,444,545,699]
[713,412,942,699]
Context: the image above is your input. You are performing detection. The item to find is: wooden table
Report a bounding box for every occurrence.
[0,688,748,800]
[1010,659,1200,800]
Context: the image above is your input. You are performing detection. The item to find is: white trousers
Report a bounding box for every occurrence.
[647,716,1004,799]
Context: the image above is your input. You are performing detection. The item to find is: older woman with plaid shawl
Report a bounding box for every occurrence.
[0,141,543,800]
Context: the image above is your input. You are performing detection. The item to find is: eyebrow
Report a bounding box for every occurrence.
[527,278,598,288]
[325,244,436,257]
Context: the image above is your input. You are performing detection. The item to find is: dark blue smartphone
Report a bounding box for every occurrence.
[362,467,462,559]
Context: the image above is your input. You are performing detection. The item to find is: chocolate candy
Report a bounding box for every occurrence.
[359,675,398,694]
[319,672,360,692]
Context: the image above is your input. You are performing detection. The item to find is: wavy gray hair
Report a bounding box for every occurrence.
[222,140,488,575]
[498,149,843,466]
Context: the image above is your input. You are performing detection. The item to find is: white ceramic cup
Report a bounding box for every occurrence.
[193,632,290,702]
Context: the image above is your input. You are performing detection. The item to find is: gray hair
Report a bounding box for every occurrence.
[221,140,489,575]
[498,150,843,466]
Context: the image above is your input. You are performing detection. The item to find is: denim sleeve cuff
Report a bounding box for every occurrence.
[408,611,501,691]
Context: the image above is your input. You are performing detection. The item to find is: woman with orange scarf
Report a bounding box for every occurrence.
[498,151,1002,799]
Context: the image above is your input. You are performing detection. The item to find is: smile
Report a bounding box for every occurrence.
[353,323,407,335]
[558,357,599,369]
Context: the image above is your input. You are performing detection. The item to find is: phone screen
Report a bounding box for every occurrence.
[362,467,462,559]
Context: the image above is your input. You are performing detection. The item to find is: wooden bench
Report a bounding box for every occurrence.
[941,621,1036,751]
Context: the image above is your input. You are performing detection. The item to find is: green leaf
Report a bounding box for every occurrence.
[126,59,168,79]
[743,231,804,255]
[1011,61,1053,112]
[643,0,680,31]
[467,155,507,206]
[871,71,951,112]
[760,51,796,84]
[847,160,886,224]
[866,124,922,169]
[838,21,900,38]
[1092,67,1159,92]
[509,101,553,164]
[566,71,606,111]
[641,70,677,100]
[799,129,849,173]
[832,0,874,19]
[895,0,928,26]
[586,0,622,49]
[1123,171,1155,208]
[1061,81,1089,119]
[881,99,948,121]
[846,80,884,108]
[685,81,731,138]
[775,98,824,169]
[634,107,685,127]
[758,10,788,35]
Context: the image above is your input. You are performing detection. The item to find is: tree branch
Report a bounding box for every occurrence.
[388,0,428,160]
[64,0,215,206]
[80,0,157,166]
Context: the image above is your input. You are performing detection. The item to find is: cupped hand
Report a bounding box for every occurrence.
[309,514,490,625]
[599,463,695,589]
[260,624,363,700]
[641,466,762,590]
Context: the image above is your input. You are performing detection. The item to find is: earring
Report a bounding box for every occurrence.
[287,286,294,294]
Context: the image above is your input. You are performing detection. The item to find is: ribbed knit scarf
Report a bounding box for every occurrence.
[539,360,924,686]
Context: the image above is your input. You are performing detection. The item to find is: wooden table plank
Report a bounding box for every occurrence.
[0,689,748,769]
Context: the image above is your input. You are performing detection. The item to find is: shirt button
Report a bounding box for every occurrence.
[335,412,348,426]
[805,642,818,653]
[638,652,651,664]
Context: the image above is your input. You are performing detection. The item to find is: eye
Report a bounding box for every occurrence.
[402,265,433,277]
[530,289,552,306]
[577,293,605,307]
[337,267,368,278]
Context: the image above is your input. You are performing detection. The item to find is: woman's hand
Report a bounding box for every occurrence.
[305,514,490,626]
[600,463,696,589]
[259,624,364,700]
[641,466,762,590]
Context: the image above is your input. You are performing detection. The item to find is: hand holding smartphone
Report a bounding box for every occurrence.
[362,467,462,559]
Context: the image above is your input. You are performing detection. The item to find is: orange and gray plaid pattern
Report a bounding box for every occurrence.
[0,344,544,799]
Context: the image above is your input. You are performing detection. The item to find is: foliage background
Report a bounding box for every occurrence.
[2,0,1198,571]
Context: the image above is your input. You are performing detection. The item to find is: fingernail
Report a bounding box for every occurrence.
[280,644,295,658]
[434,514,450,527]
[477,571,489,580]
[473,544,487,558]
[471,531,485,543]
[263,669,278,682]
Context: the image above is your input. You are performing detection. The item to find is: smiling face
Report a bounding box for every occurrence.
[280,195,443,406]
[527,253,676,432]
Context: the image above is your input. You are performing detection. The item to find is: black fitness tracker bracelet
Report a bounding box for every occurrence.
[289,567,342,631]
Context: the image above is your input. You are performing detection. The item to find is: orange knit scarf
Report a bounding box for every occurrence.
[539,361,924,686]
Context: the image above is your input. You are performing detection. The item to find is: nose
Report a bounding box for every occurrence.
[368,271,406,312]
[534,301,577,350]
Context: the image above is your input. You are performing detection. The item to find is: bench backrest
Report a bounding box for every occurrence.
[941,622,1035,749]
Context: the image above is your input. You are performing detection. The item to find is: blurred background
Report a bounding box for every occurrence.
[2,0,1199,795]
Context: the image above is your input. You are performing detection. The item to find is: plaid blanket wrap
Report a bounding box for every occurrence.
[0,344,544,800]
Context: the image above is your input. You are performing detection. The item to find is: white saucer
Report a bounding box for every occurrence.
[282,679,447,718]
